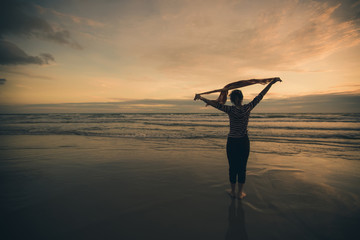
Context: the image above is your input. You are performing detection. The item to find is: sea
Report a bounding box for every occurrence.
[1,112,360,240]
[0,112,359,160]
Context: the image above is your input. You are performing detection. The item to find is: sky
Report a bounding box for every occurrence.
[0,0,359,113]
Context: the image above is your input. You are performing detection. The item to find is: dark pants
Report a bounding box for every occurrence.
[226,135,250,184]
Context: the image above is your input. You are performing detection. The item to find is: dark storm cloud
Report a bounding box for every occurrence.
[0,78,6,85]
[0,0,80,65]
[0,0,81,48]
[0,40,54,65]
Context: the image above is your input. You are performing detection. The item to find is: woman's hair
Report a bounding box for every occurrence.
[230,90,243,105]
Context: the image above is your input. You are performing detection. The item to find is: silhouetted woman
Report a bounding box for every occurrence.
[194,78,281,199]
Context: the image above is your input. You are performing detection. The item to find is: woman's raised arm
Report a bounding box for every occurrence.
[247,78,282,111]
[194,94,231,113]
[260,77,281,96]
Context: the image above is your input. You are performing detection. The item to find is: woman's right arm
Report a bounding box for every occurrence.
[194,94,231,113]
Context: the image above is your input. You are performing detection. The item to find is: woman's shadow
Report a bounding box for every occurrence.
[225,199,248,240]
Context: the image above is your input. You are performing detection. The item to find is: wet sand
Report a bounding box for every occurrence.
[1,135,359,240]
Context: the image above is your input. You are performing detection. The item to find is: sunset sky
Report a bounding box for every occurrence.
[0,0,359,113]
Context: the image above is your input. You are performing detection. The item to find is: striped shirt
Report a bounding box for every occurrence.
[213,93,264,138]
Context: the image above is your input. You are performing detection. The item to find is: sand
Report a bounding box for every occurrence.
[1,135,359,240]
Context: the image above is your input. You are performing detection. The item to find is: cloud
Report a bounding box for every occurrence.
[316,0,360,21]
[115,0,360,78]
[257,92,360,113]
[0,40,54,65]
[0,68,53,80]
[0,0,80,65]
[0,92,358,113]
[0,78,6,85]
[0,0,81,48]
[35,5,104,28]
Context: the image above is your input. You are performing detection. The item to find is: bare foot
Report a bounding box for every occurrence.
[237,192,246,199]
[226,189,236,198]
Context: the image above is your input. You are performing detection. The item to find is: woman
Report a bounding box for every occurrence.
[194,78,281,199]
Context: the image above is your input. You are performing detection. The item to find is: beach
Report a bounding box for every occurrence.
[1,113,360,239]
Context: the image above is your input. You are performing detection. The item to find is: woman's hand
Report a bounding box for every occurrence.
[271,77,282,84]
[194,94,201,101]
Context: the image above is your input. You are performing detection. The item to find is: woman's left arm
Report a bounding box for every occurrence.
[247,77,282,110]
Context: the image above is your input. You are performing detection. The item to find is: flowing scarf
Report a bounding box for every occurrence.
[196,78,278,104]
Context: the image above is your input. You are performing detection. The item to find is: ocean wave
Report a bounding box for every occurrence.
[1,113,359,146]
[142,121,359,131]
[142,122,228,128]
[1,126,359,144]
[1,113,359,124]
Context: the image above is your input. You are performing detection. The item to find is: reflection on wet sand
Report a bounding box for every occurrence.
[225,199,248,240]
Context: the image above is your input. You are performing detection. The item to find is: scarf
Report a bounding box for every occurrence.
[197,78,277,104]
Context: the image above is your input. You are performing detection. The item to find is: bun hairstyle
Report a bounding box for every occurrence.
[230,90,243,105]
